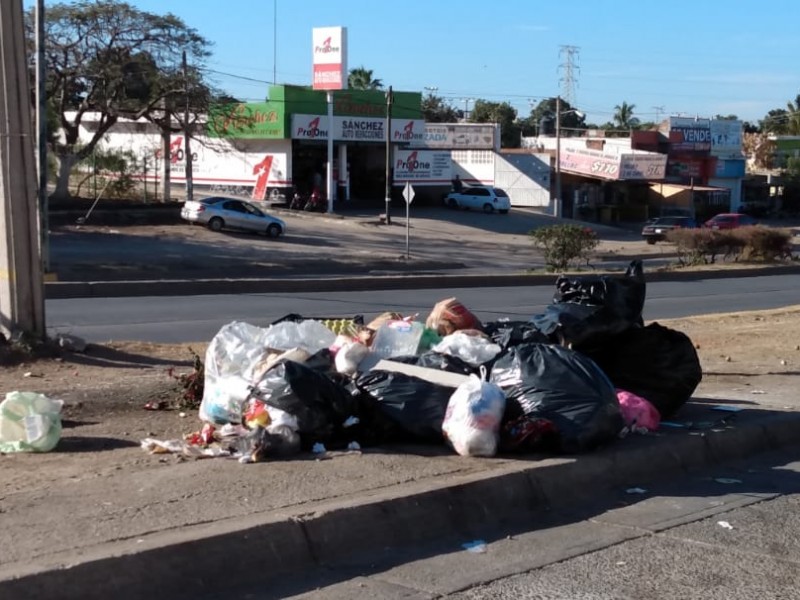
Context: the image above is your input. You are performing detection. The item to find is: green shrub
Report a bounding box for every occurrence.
[529,224,599,272]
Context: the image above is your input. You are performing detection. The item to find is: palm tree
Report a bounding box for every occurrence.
[347,67,383,90]
[786,94,800,135]
[613,101,640,130]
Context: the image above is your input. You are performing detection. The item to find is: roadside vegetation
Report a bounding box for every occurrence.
[529,224,599,272]
[666,226,795,266]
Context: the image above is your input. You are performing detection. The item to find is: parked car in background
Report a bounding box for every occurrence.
[181,196,286,237]
[703,213,757,230]
[443,186,511,214]
[641,216,698,244]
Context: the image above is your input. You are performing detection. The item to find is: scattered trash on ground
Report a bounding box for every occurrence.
[126,260,704,464]
[462,540,488,554]
[712,405,744,413]
[0,391,63,453]
[718,521,734,530]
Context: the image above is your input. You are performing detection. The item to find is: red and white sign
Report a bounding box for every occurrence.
[560,148,620,180]
[312,27,347,91]
[394,149,451,184]
[291,115,426,142]
[618,153,667,180]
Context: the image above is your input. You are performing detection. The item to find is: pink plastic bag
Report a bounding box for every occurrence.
[616,389,661,432]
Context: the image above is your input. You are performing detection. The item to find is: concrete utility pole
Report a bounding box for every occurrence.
[384,85,393,225]
[35,0,48,272]
[182,50,194,203]
[0,0,46,338]
[555,95,562,219]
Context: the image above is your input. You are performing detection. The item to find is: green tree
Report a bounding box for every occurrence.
[527,98,586,136]
[347,66,383,90]
[421,94,459,122]
[760,108,789,134]
[468,99,520,147]
[25,0,213,199]
[613,101,640,130]
[786,94,800,135]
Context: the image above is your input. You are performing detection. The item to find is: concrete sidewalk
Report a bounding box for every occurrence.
[1,382,799,600]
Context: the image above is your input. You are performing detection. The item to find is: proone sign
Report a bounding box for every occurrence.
[312,27,347,91]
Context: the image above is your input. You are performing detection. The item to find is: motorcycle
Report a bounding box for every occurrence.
[289,192,306,210]
[303,188,326,212]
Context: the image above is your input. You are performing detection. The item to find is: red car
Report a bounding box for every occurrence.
[703,213,758,230]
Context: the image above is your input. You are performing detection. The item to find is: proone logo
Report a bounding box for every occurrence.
[296,116,327,138]
[396,151,430,173]
[315,36,340,54]
[394,121,423,141]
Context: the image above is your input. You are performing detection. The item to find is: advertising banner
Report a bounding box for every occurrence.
[618,153,668,180]
[291,114,330,140]
[710,120,743,158]
[393,149,451,184]
[207,102,285,139]
[714,158,745,178]
[406,123,496,149]
[312,27,347,91]
[291,115,426,142]
[669,117,711,152]
[560,148,620,180]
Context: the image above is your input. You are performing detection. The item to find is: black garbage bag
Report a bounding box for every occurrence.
[251,360,358,448]
[554,260,646,325]
[391,351,479,376]
[581,323,702,418]
[532,260,646,348]
[490,343,623,453]
[482,320,551,350]
[354,370,453,444]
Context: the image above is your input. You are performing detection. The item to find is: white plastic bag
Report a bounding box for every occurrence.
[432,332,502,367]
[0,391,63,453]
[335,341,370,376]
[442,374,506,457]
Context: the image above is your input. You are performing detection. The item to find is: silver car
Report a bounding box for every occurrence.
[181,197,286,238]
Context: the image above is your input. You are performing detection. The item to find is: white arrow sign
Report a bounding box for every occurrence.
[402,181,415,205]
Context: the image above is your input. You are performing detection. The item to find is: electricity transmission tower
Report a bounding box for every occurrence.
[558,45,580,107]
[652,105,665,123]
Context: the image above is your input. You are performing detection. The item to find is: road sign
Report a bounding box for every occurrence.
[402,181,415,205]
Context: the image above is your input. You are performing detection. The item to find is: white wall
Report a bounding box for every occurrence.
[76,117,293,198]
[494,153,551,207]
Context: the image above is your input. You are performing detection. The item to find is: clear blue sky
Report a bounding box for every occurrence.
[34,0,800,125]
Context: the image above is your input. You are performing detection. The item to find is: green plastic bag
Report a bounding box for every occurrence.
[0,391,63,453]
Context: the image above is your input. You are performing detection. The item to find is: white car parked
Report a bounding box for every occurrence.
[181,197,286,237]
[444,186,511,214]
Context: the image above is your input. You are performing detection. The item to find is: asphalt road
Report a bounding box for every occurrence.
[46,273,800,343]
[257,449,800,600]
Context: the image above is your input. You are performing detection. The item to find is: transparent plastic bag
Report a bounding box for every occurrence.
[442,374,506,457]
[199,320,337,424]
[432,332,502,367]
[370,320,425,359]
[0,391,63,453]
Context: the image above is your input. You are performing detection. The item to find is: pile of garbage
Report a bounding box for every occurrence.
[144,260,703,462]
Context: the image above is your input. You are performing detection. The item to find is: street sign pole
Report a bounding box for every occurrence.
[402,181,415,260]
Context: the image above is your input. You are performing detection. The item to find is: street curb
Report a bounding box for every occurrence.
[2,411,799,600]
[44,264,800,299]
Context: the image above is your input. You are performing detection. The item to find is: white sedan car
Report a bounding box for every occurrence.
[444,186,511,214]
[181,197,286,238]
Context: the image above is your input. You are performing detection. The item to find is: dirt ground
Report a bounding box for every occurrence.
[2,306,800,499]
